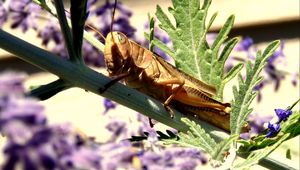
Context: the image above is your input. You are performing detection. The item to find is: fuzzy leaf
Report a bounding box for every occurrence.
[156,0,210,80]
[155,0,239,99]
[230,40,280,135]
[163,118,217,153]
[223,63,244,83]
[144,33,175,58]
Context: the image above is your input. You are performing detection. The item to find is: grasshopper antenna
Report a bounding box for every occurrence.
[86,24,106,42]
[111,0,117,32]
[110,0,117,41]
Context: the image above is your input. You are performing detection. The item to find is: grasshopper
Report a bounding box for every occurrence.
[95,1,248,132]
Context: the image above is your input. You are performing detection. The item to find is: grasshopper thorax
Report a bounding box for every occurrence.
[104,31,131,76]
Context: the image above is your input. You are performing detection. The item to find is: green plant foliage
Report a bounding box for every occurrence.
[163,118,217,154]
[70,0,88,60]
[234,134,289,169]
[238,111,300,153]
[230,40,280,135]
[211,134,238,161]
[153,0,241,100]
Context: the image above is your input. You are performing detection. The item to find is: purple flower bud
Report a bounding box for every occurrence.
[0,2,8,27]
[266,122,280,138]
[103,98,116,115]
[0,71,27,96]
[105,120,127,142]
[9,0,41,32]
[38,22,63,46]
[275,108,292,122]
[235,37,253,51]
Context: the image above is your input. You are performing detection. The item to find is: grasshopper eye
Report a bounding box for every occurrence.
[117,33,126,44]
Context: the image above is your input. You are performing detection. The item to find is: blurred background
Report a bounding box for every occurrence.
[0,0,299,169]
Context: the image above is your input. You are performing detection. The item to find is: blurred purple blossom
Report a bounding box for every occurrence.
[8,0,42,32]
[235,37,254,52]
[38,21,63,46]
[0,71,26,96]
[140,147,207,170]
[82,41,105,67]
[102,98,116,115]
[105,120,127,142]
[0,2,8,27]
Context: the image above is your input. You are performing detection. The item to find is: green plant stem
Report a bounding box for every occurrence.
[27,79,72,100]
[53,0,78,62]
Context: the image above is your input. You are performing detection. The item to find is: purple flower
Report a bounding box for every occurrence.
[235,37,253,52]
[8,0,42,32]
[140,147,207,170]
[0,2,8,27]
[82,41,105,67]
[240,112,273,139]
[95,0,132,17]
[275,108,292,122]
[38,21,63,46]
[265,122,280,138]
[105,120,127,142]
[102,98,116,115]
[87,0,98,9]
[0,71,27,96]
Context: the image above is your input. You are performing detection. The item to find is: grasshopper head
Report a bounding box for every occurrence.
[104,31,131,76]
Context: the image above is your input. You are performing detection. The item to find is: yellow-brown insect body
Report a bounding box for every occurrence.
[104,31,233,131]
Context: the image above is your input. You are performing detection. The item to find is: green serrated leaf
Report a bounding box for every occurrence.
[231,41,280,135]
[144,33,175,58]
[163,118,216,153]
[223,63,243,83]
[155,0,238,100]
[211,134,238,161]
[207,12,218,31]
[211,15,234,50]
[156,0,209,80]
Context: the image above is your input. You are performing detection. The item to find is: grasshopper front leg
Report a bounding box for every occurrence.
[99,71,130,93]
